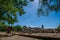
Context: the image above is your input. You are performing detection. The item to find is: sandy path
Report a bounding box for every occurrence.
[0,35,39,40]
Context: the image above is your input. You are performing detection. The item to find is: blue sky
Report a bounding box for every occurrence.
[14,0,60,28]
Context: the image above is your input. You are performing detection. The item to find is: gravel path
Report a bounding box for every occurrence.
[0,35,39,40]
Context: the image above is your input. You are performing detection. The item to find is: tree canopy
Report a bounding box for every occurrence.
[0,0,60,25]
[0,0,34,25]
[38,0,60,16]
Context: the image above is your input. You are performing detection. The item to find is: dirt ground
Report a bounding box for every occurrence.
[0,32,39,40]
[0,32,60,40]
[0,35,38,40]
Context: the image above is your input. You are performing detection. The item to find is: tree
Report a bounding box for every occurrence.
[56,24,60,32]
[0,23,8,32]
[0,0,60,25]
[0,0,33,25]
[16,25,22,31]
[12,25,22,31]
[38,0,60,16]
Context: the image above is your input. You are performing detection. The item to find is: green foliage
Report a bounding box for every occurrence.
[30,0,34,2]
[0,25,22,32]
[0,0,60,25]
[0,22,8,32]
[12,25,22,31]
[0,0,33,25]
[0,26,8,32]
[38,0,60,16]
[56,25,60,31]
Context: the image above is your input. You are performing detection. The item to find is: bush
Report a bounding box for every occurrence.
[12,25,22,32]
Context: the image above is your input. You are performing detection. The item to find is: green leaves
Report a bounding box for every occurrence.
[38,0,60,16]
[56,24,60,32]
[12,25,22,31]
[42,0,47,5]
[0,0,29,25]
[30,0,34,2]
[0,0,34,25]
